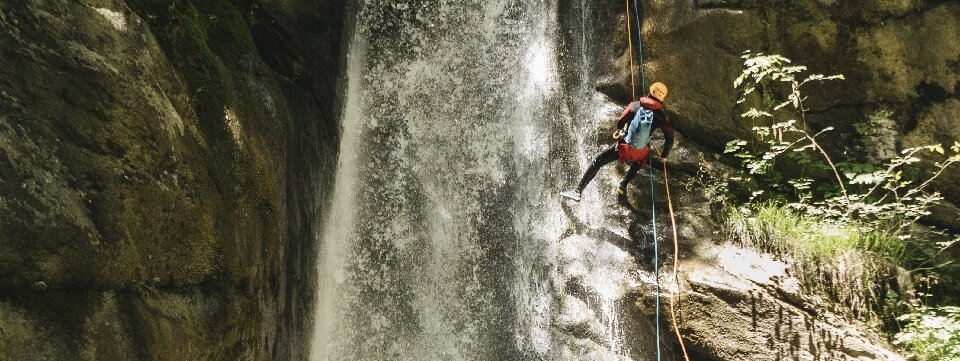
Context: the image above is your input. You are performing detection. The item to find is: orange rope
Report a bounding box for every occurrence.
[650,143,691,360]
[661,157,691,361]
[625,2,689,357]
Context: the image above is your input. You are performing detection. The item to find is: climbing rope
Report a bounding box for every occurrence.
[624,1,691,360]
[647,152,662,361]
[649,145,691,361]
[662,157,691,360]
[623,0,637,99]
[631,0,645,90]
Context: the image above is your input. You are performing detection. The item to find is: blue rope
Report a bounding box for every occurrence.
[631,0,660,358]
[625,1,668,358]
[649,152,661,361]
[631,0,645,91]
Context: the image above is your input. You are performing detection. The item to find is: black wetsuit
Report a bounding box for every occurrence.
[576,97,674,193]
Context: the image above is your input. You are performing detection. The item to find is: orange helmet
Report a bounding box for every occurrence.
[649,82,668,100]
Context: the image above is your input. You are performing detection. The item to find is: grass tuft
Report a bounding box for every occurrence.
[726,202,906,317]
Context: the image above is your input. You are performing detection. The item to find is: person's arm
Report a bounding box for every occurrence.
[656,111,675,158]
[660,128,674,158]
[616,102,637,130]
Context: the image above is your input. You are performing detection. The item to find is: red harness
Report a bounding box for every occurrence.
[618,143,650,164]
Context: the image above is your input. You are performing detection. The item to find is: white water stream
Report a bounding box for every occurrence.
[310,1,646,360]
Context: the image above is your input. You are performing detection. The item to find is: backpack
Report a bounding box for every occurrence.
[622,103,654,149]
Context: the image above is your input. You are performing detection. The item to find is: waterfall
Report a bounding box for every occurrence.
[311,1,649,360]
[311,1,563,359]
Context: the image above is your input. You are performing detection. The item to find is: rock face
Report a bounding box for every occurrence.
[639,0,960,210]
[551,142,905,360]
[0,0,347,360]
[666,245,904,360]
[624,2,960,355]
[555,1,917,360]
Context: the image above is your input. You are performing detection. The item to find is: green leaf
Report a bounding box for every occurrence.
[742,109,773,118]
[734,74,746,88]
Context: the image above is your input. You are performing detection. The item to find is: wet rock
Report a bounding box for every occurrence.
[0,0,347,359]
[553,130,902,360]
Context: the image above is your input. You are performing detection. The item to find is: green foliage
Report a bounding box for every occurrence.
[723,52,960,324]
[729,203,855,259]
[855,109,895,137]
[728,51,960,235]
[894,306,960,361]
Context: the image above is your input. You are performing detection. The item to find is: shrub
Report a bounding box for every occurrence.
[893,306,960,361]
[722,52,960,322]
[726,203,900,315]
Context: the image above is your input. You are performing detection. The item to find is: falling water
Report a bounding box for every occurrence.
[311,1,564,359]
[311,1,649,360]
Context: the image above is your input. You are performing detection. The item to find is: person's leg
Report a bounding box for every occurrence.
[619,162,644,192]
[576,143,620,193]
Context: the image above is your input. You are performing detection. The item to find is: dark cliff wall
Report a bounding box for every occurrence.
[0,0,349,360]
[561,0,960,227]
[640,0,960,224]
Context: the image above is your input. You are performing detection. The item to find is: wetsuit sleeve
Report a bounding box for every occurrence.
[657,113,675,158]
[660,128,674,158]
[616,102,636,130]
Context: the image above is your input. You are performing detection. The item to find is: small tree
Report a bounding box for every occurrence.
[728,52,959,238]
[723,51,960,320]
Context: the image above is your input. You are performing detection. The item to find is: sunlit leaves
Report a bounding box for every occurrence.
[894,306,960,361]
[774,99,793,110]
[725,54,960,320]
[741,108,772,118]
[936,237,960,250]
[802,74,845,84]
[736,52,835,106]
[730,53,960,234]
[724,139,747,154]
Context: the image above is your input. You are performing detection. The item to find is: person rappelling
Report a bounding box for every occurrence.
[560,82,674,202]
